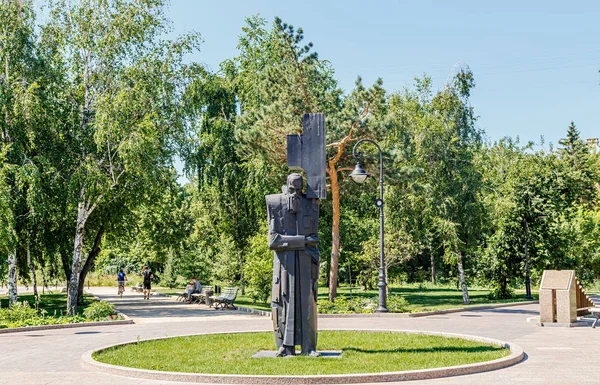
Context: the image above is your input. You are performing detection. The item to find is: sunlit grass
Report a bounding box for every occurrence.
[0,293,95,316]
[155,284,537,313]
[94,331,509,375]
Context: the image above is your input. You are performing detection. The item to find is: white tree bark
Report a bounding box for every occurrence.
[8,248,17,306]
[457,251,470,305]
[67,201,88,315]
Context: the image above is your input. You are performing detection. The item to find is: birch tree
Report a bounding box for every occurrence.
[43,0,198,314]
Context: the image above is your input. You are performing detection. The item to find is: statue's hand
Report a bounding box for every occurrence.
[305,234,319,246]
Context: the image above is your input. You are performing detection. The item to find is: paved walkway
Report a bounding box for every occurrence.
[1,287,599,384]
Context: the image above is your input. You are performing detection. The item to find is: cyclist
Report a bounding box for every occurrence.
[117,269,127,296]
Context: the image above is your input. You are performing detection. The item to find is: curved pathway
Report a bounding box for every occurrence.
[1,287,599,384]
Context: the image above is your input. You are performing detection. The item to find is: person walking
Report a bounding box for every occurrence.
[142,266,153,300]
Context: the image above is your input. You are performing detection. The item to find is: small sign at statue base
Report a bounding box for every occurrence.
[251,350,342,358]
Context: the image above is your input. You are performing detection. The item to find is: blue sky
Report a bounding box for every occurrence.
[166,0,600,148]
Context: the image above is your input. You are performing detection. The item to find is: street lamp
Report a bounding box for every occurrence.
[523,214,547,300]
[523,219,533,300]
[349,139,388,313]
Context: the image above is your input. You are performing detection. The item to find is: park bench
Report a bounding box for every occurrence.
[589,308,600,328]
[210,287,238,310]
[191,286,214,305]
[131,283,143,292]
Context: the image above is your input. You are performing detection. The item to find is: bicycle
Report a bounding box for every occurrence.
[117,281,125,297]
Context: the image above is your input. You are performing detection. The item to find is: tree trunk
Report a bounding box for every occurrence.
[67,201,88,315]
[26,244,38,303]
[457,250,470,305]
[77,226,104,304]
[328,163,340,301]
[430,253,436,284]
[7,248,17,306]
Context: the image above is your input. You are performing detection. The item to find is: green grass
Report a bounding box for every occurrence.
[0,292,96,316]
[94,331,509,375]
[155,284,537,313]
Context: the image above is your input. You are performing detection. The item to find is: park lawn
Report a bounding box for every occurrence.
[318,285,537,313]
[94,331,509,375]
[0,292,103,329]
[155,285,537,313]
[0,292,97,316]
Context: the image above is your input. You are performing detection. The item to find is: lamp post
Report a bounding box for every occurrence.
[523,219,532,300]
[349,139,388,313]
[523,214,546,301]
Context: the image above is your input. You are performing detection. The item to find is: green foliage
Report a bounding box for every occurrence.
[5,1,600,311]
[488,285,514,300]
[0,301,87,328]
[83,301,116,321]
[243,224,272,303]
[317,294,409,314]
[386,294,410,312]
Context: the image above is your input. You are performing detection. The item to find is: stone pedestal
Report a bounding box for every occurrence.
[539,270,576,326]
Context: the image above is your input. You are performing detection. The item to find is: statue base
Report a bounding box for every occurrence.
[251,350,342,358]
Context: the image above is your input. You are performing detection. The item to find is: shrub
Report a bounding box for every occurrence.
[386,294,410,312]
[83,301,115,321]
[488,285,514,300]
[318,294,409,314]
[0,301,39,323]
[243,226,273,304]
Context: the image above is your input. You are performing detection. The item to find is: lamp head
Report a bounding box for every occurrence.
[350,161,368,183]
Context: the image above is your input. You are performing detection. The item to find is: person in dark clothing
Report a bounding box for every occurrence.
[184,277,202,303]
[142,266,153,300]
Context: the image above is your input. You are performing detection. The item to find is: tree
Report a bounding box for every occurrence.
[0,0,46,306]
[43,0,199,314]
[387,71,483,304]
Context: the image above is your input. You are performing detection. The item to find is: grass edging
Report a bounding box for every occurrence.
[81,329,524,384]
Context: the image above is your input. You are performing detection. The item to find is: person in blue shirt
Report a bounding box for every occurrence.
[117,269,127,296]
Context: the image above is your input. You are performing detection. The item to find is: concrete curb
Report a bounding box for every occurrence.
[81,329,524,384]
[236,305,271,317]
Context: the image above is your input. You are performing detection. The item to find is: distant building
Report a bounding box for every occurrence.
[586,138,599,152]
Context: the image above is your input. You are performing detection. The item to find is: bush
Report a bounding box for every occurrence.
[488,285,514,300]
[0,301,87,328]
[318,294,410,314]
[83,301,115,321]
[386,294,410,312]
[0,301,39,323]
[243,226,273,304]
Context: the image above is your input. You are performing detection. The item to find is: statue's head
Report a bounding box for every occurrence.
[286,173,303,196]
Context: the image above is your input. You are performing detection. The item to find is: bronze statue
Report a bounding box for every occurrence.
[266,113,326,357]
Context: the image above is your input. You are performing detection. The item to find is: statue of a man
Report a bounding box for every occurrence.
[267,173,320,357]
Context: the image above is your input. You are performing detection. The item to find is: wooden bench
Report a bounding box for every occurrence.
[210,287,238,310]
[589,308,600,328]
[191,286,214,305]
[130,284,143,292]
